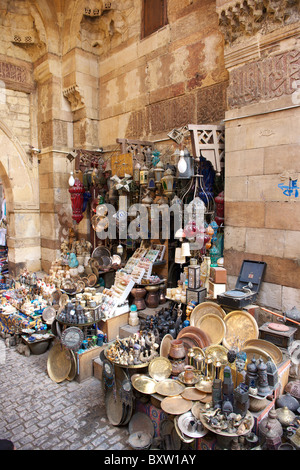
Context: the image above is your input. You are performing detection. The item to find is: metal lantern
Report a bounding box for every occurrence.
[161,168,175,197]
[140,164,149,186]
[69,178,85,223]
[154,160,164,183]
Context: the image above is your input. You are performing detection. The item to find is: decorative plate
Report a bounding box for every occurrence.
[61,327,84,351]
[223,310,259,350]
[160,333,173,358]
[131,375,157,394]
[177,411,208,438]
[148,356,172,381]
[181,387,207,401]
[42,306,56,325]
[204,344,228,365]
[244,339,283,365]
[190,301,226,326]
[155,379,186,397]
[161,396,192,415]
[196,313,226,345]
[47,341,72,383]
[66,350,77,381]
[177,326,211,348]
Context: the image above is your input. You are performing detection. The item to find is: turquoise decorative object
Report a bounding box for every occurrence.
[68,252,79,268]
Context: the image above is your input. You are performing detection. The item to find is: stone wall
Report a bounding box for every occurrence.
[216,0,300,312]
[98,0,228,145]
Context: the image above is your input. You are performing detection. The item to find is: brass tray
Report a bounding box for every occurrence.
[131,375,158,394]
[204,344,228,365]
[223,310,259,350]
[66,350,77,381]
[161,396,192,415]
[195,379,213,393]
[155,379,186,397]
[196,313,226,345]
[181,387,207,401]
[244,339,283,365]
[47,341,72,383]
[148,356,172,381]
[160,333,173,358]
[177,371,201,386]
[105,387,124,426]
[190,302,226,326]
[242,345,276,364]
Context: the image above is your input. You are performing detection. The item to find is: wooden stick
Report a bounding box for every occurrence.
[260,307,300,327]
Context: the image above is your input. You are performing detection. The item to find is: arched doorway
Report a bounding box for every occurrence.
[0,121,41,277]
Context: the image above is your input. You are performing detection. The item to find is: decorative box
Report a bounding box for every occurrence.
[186,287,207,304]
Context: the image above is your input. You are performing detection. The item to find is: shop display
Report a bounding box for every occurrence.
[0,137,298,453]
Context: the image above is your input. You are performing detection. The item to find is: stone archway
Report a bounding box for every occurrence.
[0,121,41,276]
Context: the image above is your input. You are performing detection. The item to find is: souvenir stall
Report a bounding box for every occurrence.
[0,124,299,451]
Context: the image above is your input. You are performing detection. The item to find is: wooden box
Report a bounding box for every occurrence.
[210,267,227,284]
[98,312,129,341]
[93,357,103,381]
[259,323,297,349]
[75,345,103,383]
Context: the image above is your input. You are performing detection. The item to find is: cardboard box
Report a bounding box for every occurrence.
[98,312,129,341]
[210,267,227,284]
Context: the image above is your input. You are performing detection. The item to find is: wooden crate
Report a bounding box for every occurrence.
[98,312,129,341]
[75,346,103,383]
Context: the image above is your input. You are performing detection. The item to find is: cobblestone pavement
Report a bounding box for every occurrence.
[0,340,131,450]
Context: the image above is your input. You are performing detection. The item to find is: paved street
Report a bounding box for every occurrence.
[0,340,130,450]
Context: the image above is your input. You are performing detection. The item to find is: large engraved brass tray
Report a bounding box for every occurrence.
[47,341,72,383]
[204,344,228,365]
[223,310,259,350]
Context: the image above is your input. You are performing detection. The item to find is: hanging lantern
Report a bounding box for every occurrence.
[140,164,149,186]
[148,168,156,189]
[133,160,141,184]
[161,168,175,197]
[154,160,164,184]
[69,178,85,223]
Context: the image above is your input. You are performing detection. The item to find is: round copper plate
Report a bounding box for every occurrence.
[177,326,211,348]
[131,375,157,394]
[180,332,207,349]
[161,396,192,415]
[148,356,172,381]
[268,322,290,332]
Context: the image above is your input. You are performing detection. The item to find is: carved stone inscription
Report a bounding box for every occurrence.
[227,50,300,108]
[0,59,34,92]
